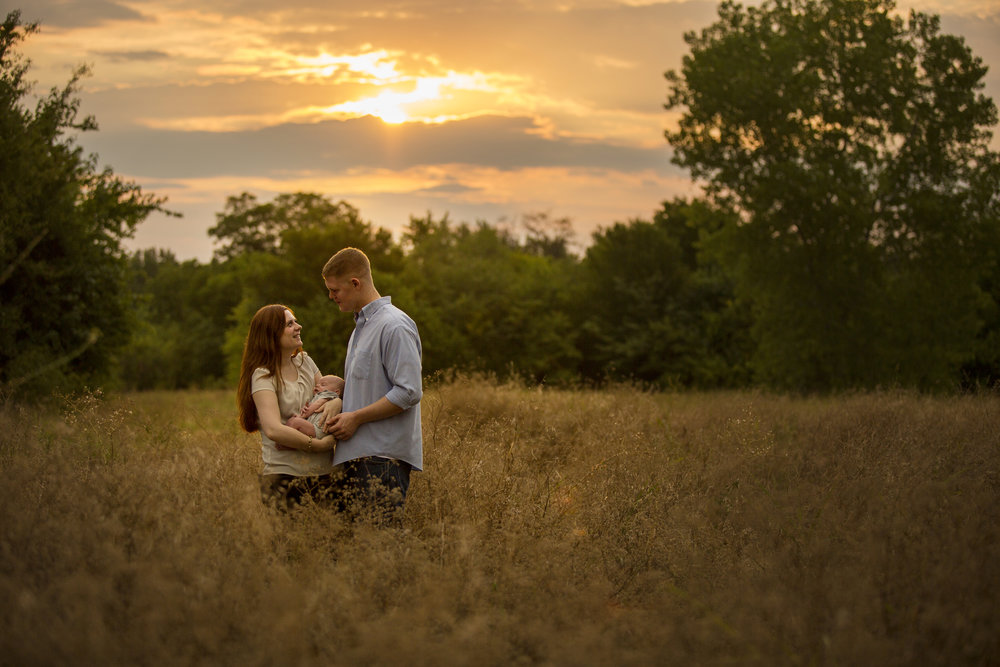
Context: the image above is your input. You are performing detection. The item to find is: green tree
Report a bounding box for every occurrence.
[578,199,753,387]
[208,192,385,261]
[519,211,575,260]
[401,213,581,383]
[960,249,1000,389]
[119,249,240,390]
[666,0,1000,390]
[0,12,166,399]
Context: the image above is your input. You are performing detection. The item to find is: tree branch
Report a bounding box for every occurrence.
[0,227,47,287]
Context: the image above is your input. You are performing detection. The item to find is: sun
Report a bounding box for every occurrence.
[286,50,499,125]
[320,78,444,125]
[362,91,410,124]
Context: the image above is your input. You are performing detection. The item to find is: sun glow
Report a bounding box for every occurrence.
[287,50,404,83]
[135,73,491,130]
[318,77,446,124]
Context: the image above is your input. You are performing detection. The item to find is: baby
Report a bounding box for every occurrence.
[285,374,344,438]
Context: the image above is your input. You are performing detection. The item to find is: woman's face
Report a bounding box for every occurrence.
[279,309,302,354]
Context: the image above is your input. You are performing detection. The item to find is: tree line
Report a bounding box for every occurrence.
[123,195,757,392]
[3,0,998,401]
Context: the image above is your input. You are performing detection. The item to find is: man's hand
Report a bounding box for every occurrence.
[324,396,403,440]
[326,411,362,440]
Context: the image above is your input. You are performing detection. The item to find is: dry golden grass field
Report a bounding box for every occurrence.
[0,378,997,665]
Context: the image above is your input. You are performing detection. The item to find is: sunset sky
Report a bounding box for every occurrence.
[6,0,1000,261]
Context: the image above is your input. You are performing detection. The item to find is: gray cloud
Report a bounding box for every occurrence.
[81,114,679,179]
[1,0,149,28]
[414,182,482,194]
[80,80,365,130]
[91,49,170,62]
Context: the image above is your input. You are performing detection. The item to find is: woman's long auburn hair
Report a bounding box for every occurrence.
[237,304,302,433]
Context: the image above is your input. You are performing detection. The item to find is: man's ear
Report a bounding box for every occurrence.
[351,278,361,287]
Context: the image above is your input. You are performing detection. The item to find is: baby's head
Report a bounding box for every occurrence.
[315,374,345,396]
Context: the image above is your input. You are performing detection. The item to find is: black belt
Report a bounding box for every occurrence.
[356,456,402,465]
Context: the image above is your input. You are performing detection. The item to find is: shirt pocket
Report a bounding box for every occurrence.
[350,348,373,380]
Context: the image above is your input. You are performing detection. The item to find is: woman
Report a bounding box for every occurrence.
[237,304,338,508]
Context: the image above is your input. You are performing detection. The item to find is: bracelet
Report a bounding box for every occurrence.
[306,436,313,451]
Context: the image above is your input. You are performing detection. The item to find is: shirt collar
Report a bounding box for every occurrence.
[354,295,391,324]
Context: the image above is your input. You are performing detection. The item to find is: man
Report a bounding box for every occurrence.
[321,247,422,517]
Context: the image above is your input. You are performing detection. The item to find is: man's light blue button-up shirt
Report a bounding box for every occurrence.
[335,296,423,470]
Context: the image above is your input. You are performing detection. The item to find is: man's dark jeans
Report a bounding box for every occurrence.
[259,473,337,511]
[336,457,411,523]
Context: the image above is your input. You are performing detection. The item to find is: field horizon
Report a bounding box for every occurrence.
[1,379,997,665]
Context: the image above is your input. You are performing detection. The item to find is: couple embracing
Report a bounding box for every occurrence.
[236,247,422,519]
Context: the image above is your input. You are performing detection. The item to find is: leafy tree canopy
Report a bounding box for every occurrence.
[579,199,753,387]
[400,212,582,383]
[666,0,1000,390]
[0,11,167,400]
[208,192,385,261]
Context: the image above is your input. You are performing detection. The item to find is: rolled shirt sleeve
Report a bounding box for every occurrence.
[383,321,423,410]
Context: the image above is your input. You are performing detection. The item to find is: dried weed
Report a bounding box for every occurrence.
[0,381,996,665]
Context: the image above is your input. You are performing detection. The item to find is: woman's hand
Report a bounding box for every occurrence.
[313,434,337,452]
[318,397,343,425]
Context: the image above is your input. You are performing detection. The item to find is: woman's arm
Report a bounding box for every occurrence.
[252,390,336,452]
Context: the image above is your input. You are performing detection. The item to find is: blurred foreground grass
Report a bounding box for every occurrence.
[1,379,997,665]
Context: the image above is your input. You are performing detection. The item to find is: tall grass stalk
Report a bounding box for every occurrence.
[0,380,996,665]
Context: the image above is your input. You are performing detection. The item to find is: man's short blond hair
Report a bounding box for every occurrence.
[322,247,371,280]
